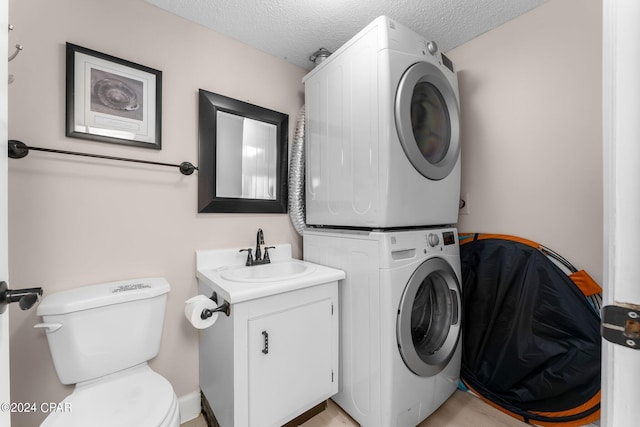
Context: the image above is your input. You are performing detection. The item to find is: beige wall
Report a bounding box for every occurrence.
[449,0,603,282]
[7,0,305,425]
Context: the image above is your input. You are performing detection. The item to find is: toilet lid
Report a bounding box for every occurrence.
[41,366,177,427]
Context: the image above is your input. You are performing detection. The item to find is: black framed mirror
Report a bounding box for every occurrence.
[198,89,288,213]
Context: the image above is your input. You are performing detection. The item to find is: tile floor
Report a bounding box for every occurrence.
[179,390,527,427]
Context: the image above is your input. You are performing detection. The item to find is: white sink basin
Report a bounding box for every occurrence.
[196,244,345,303]
[220,260,315,283]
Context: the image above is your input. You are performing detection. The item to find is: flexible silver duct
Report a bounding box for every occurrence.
[289,49,330,235]
[288,105,306,235]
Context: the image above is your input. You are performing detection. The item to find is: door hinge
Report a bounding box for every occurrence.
[601,304,640,350]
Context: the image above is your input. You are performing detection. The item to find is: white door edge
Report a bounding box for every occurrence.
[602,1,640,426]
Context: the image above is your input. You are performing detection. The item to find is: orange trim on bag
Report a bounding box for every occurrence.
[461,380,600,426]
[459,233,541,249]
[529,390,601,427]
[569,270,602,296]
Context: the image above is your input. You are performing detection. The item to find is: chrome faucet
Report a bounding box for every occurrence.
[239,228,274,266]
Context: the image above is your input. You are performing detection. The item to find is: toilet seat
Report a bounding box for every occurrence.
[41,364,179,427]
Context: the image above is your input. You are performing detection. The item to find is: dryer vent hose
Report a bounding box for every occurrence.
[288,105,306,236]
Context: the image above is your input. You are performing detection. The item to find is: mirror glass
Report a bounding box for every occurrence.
[215,111,277,200]
[198,89,288,213]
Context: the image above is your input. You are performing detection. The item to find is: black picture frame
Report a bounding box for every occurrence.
[198,89,289,213]
[66,43,162,149]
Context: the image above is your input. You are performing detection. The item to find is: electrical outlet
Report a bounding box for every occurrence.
[459,193,470,215]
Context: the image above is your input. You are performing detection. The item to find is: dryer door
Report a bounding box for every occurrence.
[395,61,460,181]
[397,257,461,377]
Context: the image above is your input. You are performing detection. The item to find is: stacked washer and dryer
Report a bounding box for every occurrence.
[301,16,463,427]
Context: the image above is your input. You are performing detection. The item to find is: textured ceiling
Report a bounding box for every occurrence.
[145,0,545,70]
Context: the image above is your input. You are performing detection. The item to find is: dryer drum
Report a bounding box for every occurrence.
[459,233,602,426]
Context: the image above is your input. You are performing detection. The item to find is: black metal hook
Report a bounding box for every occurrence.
[8,140,198,176]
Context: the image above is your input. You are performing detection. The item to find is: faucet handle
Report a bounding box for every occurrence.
[263,246,276,262]
[239,248,254,266]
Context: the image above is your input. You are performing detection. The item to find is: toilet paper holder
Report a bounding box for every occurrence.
[202,292,230,318]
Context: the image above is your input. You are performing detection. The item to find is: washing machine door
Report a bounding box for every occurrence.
[397,257,461,377]
[395,61,460,181]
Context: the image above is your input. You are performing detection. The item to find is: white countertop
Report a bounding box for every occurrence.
[195,244,345,304]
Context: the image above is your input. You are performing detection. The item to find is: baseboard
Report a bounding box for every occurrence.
[178,390,202,424]
[282,400,328,426]
[201,391,218,427]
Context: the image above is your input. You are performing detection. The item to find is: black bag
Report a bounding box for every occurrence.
[459,233,601,426]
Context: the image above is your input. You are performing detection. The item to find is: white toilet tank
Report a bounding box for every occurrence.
[36,278,170,385]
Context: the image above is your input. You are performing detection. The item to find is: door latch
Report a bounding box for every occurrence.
[601,304,640,350]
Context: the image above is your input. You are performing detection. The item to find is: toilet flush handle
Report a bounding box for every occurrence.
[33,323,62,333]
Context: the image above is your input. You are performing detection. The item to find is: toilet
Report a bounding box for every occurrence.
[34,278,180,427]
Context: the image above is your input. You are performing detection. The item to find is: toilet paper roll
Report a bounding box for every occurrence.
[185,295,219,329]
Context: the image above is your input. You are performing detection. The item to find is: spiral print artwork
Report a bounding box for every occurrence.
[94,78,139,111]
[90,68,144,121]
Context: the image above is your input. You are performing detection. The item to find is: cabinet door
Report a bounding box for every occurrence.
[248,297,334,427]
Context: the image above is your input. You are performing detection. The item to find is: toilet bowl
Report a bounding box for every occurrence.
[40,364,180,427]
[35,278,180,427]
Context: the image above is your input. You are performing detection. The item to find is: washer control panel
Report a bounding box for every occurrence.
[420,229,458,255]
[381,228,459,266]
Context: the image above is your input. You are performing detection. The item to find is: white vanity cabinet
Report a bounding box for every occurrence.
[247,286,337,426]
[196,245,344,427]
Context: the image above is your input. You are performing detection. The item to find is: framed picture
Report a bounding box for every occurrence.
[66,43,162,149]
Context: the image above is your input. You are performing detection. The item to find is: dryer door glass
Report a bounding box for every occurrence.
[397,257,461,377]
[396,61,460,181]
[411,82,450,165]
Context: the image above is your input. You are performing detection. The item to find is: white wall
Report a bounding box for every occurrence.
[449,0,603,282]
[7,0,305,425]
